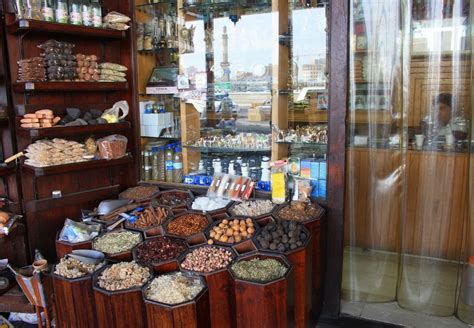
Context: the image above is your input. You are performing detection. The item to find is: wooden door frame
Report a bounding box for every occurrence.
[322,0,348,318]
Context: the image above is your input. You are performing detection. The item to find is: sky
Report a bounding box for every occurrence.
[181,7,327,79]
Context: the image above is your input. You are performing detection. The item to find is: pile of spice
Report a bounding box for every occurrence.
[127,206,169,229]
[231,258,287,283]
[181,246,234,273]
[166,213,209,237]
[93,231,141,254]
[135,237,188,265]
[191,197,231,212]
[256,220,307,252]
[156,191,191,207]
[277,201,324,222]
[146,272,204,305]
[54,257,104,279]
[97,261,150,291]
[208,218,255,245]
[119,186,159,201]
[230,200,275,217]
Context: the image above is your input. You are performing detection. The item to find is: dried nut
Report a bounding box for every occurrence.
[54,257,104,279]
[230,200,275,217]
[180,246,234,273]
[97,261,150,291]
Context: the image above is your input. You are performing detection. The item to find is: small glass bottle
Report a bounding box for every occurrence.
[158,145,166,181]
[151,147,159,180]
[172,146,183,183]
[90,0,102,27]
[25,0,43,20]
[81,0,92,26]
[55,0,68,23]
[69,0,82,25]
[41,0,55,21]
[165,144,174,182]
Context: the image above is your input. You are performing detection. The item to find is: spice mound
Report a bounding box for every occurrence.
[127,206,169,229]
[135,237,188,265]
[93,231,141,254]
[191,197,231,212]
[54,257,104,279]
[97,261,150,291]
[231,258,287,283]
[166,213,209,237]
[181,246,234,273]
[146,272,204,305]
[119,186,159,201]
[277,201,324,222]
[230,200,275,217]
[208,218,255,245]
[156,192,191,207]
[256,220,307,252]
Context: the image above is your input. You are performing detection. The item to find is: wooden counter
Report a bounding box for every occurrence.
[344,147,472,260]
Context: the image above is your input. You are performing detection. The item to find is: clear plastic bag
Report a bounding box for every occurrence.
[97,134,128,160]
[101,100,129,123]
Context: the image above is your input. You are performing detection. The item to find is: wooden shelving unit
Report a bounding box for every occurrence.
[12,81,128,93]
[7,18,126,39]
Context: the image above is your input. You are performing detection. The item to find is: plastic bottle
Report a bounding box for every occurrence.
[165,144,174,182]
[90,0,102,27]
[158,145,166,181]
[81,0,92,26]
[173,146,183,183]
[151,147,159,180]
[55,0,68,23]
[41,0,55,21]
[69,0,82,25]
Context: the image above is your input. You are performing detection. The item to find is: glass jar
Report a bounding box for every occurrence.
[271,160,288,204]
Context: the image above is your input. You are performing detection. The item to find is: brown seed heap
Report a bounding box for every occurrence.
[119,186,159,201]
[167,213,209,237]
[181,246,234,273]
[135,237,188,265]
[277,201,324,222]
[97,261,150,291]
[208,218,255,245]
[156,192,191,207]
[230,200,275,217]
[128,206,169,229]
[54,257,104,279]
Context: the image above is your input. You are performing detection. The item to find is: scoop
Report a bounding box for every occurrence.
[68,250,105,265]
[97,199,131,216]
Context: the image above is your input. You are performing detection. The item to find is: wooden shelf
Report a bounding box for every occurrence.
[17,121,131,140]
[289,110,328,123]
[21,154,133,177]
[13,81,128,93]
[7,18,126,39]
[0,164,16,177]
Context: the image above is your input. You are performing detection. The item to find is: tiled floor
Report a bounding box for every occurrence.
[341,247,474,327]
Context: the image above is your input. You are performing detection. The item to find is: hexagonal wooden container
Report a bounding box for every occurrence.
[187,197,234,219]
[253,219,313,328]
[132,236,189,274]
[153,189,194,215]
[92,229,143,262]
[178,245,238,328]
[52,263,104,328]
[227,200,278,221]
[92,264,151,328]
[229,252,294,328]
[163,211,213,241]
[55,231,93,259]
[142,273,210,328]
[124,204,173,238]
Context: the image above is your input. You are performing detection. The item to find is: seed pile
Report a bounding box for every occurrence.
[166,214,209,237]
[97,261,150,291]
[135,237,188,265]
[277,201,324,222]
[256,220,307,252]
[231,258,287,283]
[181,246,234,273]
[54,257,104,279]
[230,200,275,217]
[208,218,255,245]
[127,207,169,229]
[156,192,191,207]
[93,231,141,254]
[119,186,159,201]
[146,272,204,305]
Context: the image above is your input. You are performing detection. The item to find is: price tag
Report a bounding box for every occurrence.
[25,83,35,90]
[19,20,30,28]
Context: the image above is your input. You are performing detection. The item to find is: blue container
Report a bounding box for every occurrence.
[319,161,327,180]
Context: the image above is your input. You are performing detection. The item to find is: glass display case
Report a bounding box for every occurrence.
[136,0,329,199]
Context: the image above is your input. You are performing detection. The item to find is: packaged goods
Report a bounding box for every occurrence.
[24,138,89,167]
[17,57,46,82]
[59,219,100,243]
[97,134,128,160]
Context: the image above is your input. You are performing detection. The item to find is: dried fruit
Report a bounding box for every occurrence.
[97,261,150,291]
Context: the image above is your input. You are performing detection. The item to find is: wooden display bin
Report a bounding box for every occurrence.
[142,274,210,328]
[254,219,313,328]
[179,245,237,328]
[187,200,234,219]
[163,211,213,243]
[92,229,143,262]
[227,203,278,222]
[124,204,173,238]
[92,265,150,328]
[132,236,189,274]
[55,231,93,259]
[52,265,103,328]
[229,252,294,328]
[154,190,194,215]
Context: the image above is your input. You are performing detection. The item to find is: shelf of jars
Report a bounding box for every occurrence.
[183,145,271,153]
[181,0,273,16]
[136,1,178,14]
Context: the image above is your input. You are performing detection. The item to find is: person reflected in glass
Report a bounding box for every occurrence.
[421,93,455,144]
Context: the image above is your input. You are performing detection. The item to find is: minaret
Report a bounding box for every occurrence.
[221,26,230,82]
